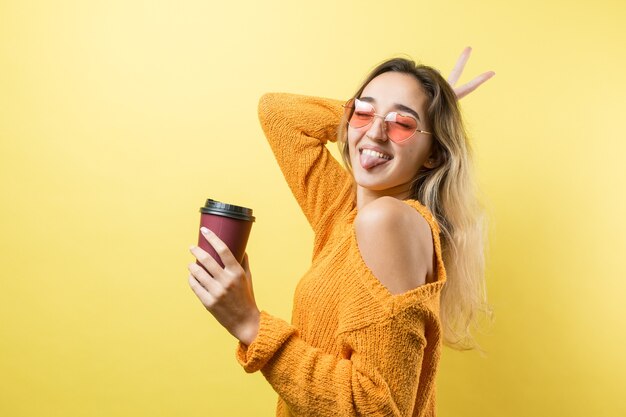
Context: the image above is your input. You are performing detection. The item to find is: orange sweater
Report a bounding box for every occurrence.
[236,93,447,417]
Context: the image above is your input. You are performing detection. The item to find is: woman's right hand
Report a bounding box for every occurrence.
[447,47,495,99]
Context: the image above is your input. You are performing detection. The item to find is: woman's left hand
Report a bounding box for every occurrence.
[187,227,260,346]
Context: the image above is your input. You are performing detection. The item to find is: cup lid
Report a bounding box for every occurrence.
[199,199,255,222]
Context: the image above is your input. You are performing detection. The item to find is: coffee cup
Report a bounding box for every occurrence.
[197,199,255,270]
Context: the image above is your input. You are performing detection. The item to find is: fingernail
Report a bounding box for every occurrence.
[200,227,209,234]
[189,245,196,251]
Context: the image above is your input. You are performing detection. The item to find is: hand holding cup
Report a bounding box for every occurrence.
[187,199,259,346]
[188,228,260,346]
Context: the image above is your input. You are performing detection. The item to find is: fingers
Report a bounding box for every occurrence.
[188,261,223,293]
[200,227,238,269]
[447,46,472,86]
[188,274,217,309]
[455,71,495,99]
[189,245,224,281]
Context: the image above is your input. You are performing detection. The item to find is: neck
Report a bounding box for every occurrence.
[355,183,413,211]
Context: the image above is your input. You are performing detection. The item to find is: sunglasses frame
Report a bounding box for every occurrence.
[342,98,432,143]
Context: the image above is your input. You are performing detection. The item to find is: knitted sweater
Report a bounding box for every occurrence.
[236,93,447,417]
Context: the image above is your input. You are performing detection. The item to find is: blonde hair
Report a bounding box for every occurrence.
[337,58,493,351]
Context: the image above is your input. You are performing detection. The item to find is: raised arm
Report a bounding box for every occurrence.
[258,93,353,237]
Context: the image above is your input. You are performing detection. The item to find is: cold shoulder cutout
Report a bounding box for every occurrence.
[354,196,436,296]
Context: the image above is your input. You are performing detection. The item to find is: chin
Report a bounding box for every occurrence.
[353,173,397,192]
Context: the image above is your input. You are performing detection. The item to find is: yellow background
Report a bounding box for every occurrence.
[1,0,624,415]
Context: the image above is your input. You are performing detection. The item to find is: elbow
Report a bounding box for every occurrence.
[257,93,283,134]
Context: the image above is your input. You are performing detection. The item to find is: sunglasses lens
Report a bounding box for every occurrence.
[385,113,417,142]
[351,110,375,128]
[345,98,374,128]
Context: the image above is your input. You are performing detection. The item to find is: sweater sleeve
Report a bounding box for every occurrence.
[258,93,353,235]
[236,310,430,417]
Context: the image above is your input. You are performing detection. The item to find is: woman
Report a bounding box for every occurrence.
[187,48,494,416]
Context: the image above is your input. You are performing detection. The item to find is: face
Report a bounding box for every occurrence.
[348,71,435,199]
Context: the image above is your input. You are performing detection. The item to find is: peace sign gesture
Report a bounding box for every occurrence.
[448,47,495,99]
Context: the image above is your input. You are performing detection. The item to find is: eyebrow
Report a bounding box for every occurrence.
[359,96,422,122]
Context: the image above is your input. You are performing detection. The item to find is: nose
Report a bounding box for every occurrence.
[365,116,388,142]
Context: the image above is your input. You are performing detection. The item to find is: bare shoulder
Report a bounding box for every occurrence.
[354,196,435,295]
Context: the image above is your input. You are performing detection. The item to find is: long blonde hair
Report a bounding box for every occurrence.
[337,58,493,351]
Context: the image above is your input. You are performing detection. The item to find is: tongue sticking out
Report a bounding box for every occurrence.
[360,152,391,170]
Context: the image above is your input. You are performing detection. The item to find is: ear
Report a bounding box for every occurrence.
[423,152,438,169]
[423,144,442,169]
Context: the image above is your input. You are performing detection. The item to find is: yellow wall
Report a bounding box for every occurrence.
[1,0,624,415]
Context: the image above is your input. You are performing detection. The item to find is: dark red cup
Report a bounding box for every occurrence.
[196,199,255,271]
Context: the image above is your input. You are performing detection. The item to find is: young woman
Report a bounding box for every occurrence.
[187,48,494,416]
